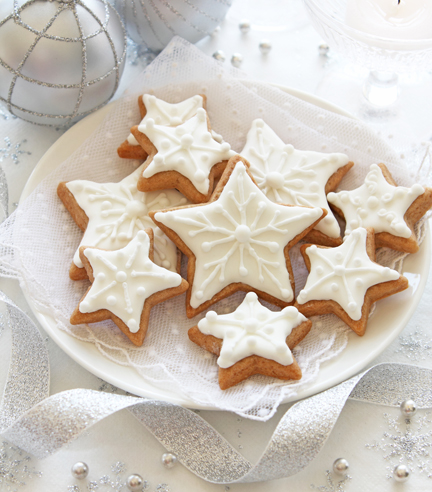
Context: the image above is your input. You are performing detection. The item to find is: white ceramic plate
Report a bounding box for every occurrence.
[20,89,431,409]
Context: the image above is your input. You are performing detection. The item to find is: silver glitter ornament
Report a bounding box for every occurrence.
[231,53,243,68]
[212,50,226,62]
[0,0,126,126]
[161,452,177,469]
[319,43,330,56]
[71,461,89,479]
[400,399,417,418]
[393,464,410,482]
[239,19,250,33]
[332,458,349,475]
[259,39,272,54]
[126,473,144,491]
[110,0,232,52]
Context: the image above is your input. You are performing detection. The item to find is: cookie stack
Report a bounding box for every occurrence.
[58,95,432,389]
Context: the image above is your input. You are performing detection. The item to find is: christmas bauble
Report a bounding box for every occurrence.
[111,0,232,52]
[0,0,126,126]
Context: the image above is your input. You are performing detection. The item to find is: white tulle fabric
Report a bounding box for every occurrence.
[0,38,425,420]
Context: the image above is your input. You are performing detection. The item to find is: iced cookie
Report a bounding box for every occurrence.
[188,292,312,389]
[117,94,206,160]
[240,119,353,247]
[70,230,189,346]
[327,163,432,253]
[295,227,409,336]
[57,163,188,280]
[132,107,236,203]
[151,155,327,318]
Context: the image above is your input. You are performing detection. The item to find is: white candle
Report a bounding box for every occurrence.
[346,0,432,40]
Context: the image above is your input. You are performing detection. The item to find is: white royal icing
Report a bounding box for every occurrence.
[155,161,324,308]
[240,119,350,239]
[198,292,307,368]
[66,164,188,272]
[297,228,400,321]
[139,108,236,195]
[327,164,424,238]
[127,94,205,145]
[79,231,183,333]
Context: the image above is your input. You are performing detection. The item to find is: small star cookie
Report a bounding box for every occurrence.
[132,107,236,203]
[117,94,206,160]
[70,229,189,346]
[58,164,188,280]
[295,227,409,336]
[188,292,312,389]
[240,119,353,246]
[327,163,432,253]
[151,155,327,318]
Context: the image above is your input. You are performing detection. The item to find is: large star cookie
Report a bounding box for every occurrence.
[188,292,312,389]
[151,156,326,318]
[117,94,206,160]
[132,107,236,203]
[70,230,188,346]
[240,119,353,246]
[295,227,409,336]
[58,164,188,280]
[327,163,432,253]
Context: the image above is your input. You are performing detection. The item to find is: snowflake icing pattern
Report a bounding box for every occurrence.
[396,329,432,361]
[310,470,352,492]
[0,137,31,165]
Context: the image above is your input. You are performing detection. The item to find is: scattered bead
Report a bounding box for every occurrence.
[162,452,177,469]
[126,473,144,491]
[400,399,417,419]
[231,53,243,68]
[71,462,89,479]
[393,464,410,482]
[239,19,251,33]
[319,43,330,56]
[259,39,272,54]
[212,50,226,62]
[332,458,349,475]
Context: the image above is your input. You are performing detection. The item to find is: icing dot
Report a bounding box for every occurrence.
[340,193,349,203]
[127,319,138,332]
[268,242,279,253]
[194,170,206,183]
[284,306,298,318]
[335,252,343,262]
[382,193,393,203]
[331,283,339,292]
[412,183,424,194]
[107,296,117,306]
[80,300,90,312]
[126,200,147,217]
[137,287,146,296]
[235,225,251,243]
[161,139,170,150]
[221,142,231,152]
[116,271,127,282]
[247,337,257,347]
[293,179,304,189]
[299,291,307,302]
[175,126,186,136]
[202,132,212,143]
[202,242,211,252]
[265,172,284,189]
[355,278,363,287]
[197,108,206,121]
[206,311,217,321]
[101,201,112,210]
[309,182,319,192]
[200,153,209,163]
[386,213,395,223]
[281,289,290,299]
[265,326,274,334]
[348,302,357,312]
[239,266,248,276]
[146,119,155,129]
[395,223,407,235]
[154,155,163,165]
[181,134,194,148]
[177,157,186,166]
[96,273,106,281]
[316,266,324,275]
[214,203,223,213]
[284,144,294,154]
[137,230,147,240]
[244,318,259,333]
[117,251,125,259]
[349,219,359,229]
[162,260,171,268]
[359,209,368,219]
[255,119,264,128]
[367,196,379,209]
[246,292,257,302]
[354,258,362,267]
[170,116,181,126]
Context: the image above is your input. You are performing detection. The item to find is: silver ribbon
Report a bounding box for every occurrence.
[1,291,431,484]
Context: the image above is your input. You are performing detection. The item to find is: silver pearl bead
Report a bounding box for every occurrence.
[319,43,330,56]
[400,399,417,419]
[162,452,177,469]
[239,20,251,33]
[126,474,144,491]
[231,53,243,68]
[212,50,226,62]
[332,458,349,475]
[259,39,272,55]
[393,464,410,482]
[71,462,89,480]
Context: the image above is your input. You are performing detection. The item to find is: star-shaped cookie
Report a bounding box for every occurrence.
[70,230,189,346]
[117,94,206,160]
[295,227,409,336]
[188,292,312,389]
[327,163,432,253]
[240,119,353,246]
[151,155,327,318]
[132,107,236,203]
[58,164,188,280]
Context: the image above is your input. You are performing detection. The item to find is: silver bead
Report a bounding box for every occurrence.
[239,20,251,33]
[71,462,89,480]
[126,474,144,491]
[162,452,177,469]
[319,43,330,56]
[400,399,417,419]
[212,50,226,62]
[259,39,272,55]
[332,458,349,475]
[393,464,410,482]
[231,53,243,68]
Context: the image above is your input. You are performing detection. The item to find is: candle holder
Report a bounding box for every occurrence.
[303,0,432,145]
